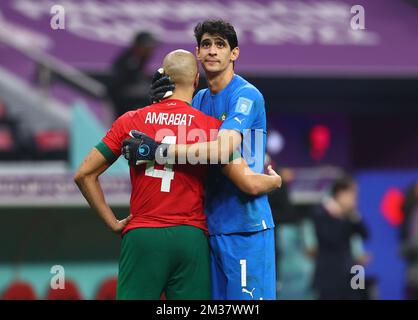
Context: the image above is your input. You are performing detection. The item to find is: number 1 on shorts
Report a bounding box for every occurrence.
[240,259,247,287]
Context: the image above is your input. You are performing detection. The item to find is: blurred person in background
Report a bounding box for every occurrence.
[399,181,418,300]
[308,176,369,300]
[265,154,316,299]
[108,32,157,118]
[266,154,296,225]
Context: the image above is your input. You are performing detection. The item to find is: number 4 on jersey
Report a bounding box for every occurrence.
[144,136,176,192]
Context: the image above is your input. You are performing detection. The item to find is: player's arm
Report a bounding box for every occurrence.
[123,129,241,165]
[168,129,242,164]
[222,157,282,196]
[170,89,262,164]
[74,147,132,233]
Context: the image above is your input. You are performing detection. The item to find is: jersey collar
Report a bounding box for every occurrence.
[210,74,238,97]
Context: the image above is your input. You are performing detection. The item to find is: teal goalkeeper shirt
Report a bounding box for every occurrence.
[192,74,275,235]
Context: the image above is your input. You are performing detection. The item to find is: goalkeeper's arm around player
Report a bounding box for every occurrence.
[122,131,282,196]
[222,157,282,196]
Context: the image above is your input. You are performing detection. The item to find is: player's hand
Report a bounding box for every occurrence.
[355,253,372,266]
[346,209,362,223]
[121,130,169,165]
[111,214,133,234]
[267,165,282,188]
[150,68,175,103]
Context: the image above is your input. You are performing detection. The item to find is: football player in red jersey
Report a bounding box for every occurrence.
[74,50,281,300]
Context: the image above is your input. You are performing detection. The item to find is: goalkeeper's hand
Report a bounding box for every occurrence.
[121,130,169,165]
[149,68,175,103]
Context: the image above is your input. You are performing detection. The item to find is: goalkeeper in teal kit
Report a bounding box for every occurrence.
[122,19,276,300]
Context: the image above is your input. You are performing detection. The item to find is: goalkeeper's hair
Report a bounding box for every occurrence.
[194,19,238,49]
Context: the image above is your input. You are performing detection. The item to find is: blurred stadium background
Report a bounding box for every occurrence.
[0,0,417,300]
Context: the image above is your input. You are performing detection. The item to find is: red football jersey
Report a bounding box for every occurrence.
[101,99,221,235]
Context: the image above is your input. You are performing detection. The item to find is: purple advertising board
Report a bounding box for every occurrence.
[1,0,418,76]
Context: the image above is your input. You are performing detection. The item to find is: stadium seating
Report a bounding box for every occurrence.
[95,277,117,300]
[1,280,37,300]
[34,129,68,160]
[45,279,82,300]
[0,101,20,160]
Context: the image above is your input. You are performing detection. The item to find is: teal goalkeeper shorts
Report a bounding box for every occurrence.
[116,225,211,300]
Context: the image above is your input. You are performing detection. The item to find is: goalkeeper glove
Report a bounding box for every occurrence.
[122,130,169,165]
[149,68,175,103]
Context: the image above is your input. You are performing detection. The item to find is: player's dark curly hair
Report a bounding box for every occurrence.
[194,19,238,49]
[330,176,356,197]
